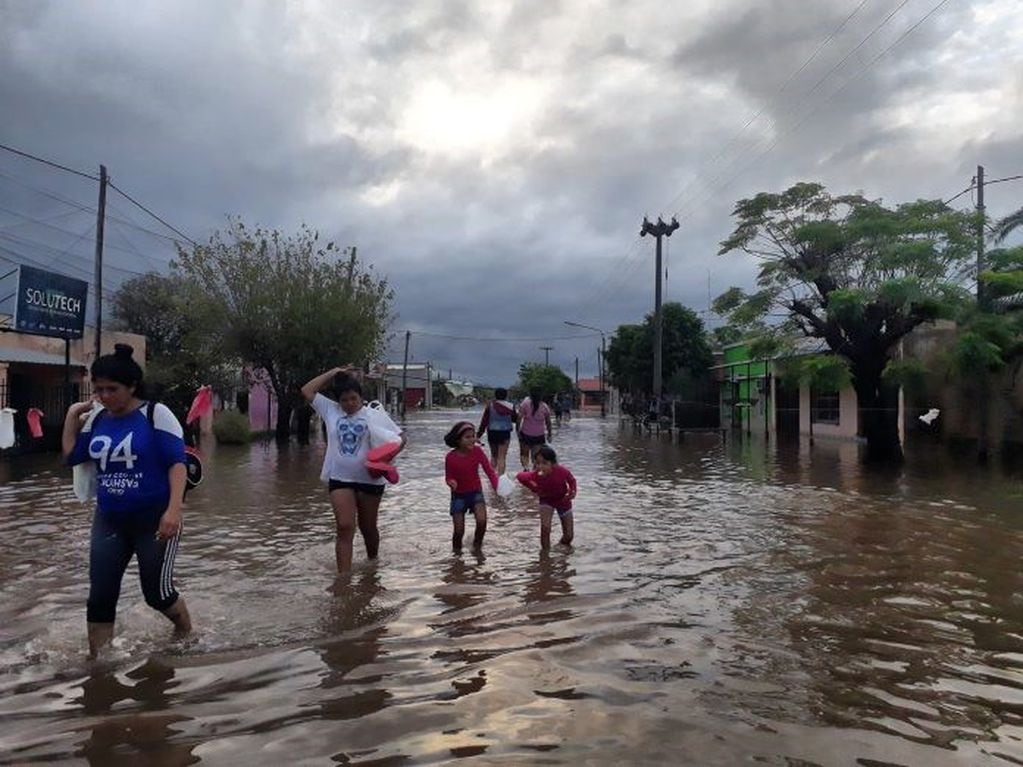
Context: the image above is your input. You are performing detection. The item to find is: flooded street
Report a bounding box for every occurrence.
[3,412,1023,765]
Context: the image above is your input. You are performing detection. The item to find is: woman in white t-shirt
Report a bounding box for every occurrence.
[302,367,406,572]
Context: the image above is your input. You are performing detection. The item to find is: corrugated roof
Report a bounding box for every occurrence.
[0,347,85,366]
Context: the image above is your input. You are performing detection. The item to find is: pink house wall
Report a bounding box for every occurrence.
[248,374,277,433]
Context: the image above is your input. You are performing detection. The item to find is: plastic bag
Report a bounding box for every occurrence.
[496,474,514,498]
[73,462,97,502]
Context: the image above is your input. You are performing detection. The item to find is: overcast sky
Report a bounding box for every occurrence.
[1,0,1021,386]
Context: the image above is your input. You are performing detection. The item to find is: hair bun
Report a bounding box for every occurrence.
[113,343,135,359]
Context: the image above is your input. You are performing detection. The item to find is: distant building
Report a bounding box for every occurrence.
[715,338,863,441]
[383,363,433,411]
[0,323,147,453]
[575,377,605,413]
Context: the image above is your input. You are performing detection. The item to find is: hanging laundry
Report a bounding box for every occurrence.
[26,407,45,438]
[0,408,16,449]
[186,385,214,425]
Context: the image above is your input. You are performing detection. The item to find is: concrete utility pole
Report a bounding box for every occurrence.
[976,164,987,310]
[93,164,108,360]
[540,346,553,366]
[640,215,679,400]
[401,330,410,419]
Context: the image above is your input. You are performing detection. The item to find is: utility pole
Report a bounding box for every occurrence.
[401,330,410,419]
[574,357,579,390]
[640,215,679,401]
[599,335,606,418]
[540,346,553,366]
[976,164,989,461]
[976,164,986,310]
[564,320,607,418]
[93,164,108,361]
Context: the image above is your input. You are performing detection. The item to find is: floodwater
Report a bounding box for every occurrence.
[3,412,1023,766]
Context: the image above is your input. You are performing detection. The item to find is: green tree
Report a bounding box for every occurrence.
[176,220,393,442]
[948,244,1023,456]
[516,363,572,401]
[994,207,1023,244]
[110,272,237,418]
[604,302,714,396]
[715,182,974,463]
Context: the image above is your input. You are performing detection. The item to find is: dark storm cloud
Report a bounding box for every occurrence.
[0,0,1018,384]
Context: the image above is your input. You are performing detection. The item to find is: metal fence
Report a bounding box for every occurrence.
[0,380,89,455]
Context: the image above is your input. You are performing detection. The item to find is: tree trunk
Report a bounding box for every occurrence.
[854,372,903,464]
[295,402,314,444]
[275,393,295,443]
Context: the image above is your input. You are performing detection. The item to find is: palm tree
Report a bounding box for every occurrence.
[994,207,1023,243]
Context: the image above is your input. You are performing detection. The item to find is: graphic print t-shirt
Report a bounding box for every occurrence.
[67,403,186,515]
[312,395,402,484]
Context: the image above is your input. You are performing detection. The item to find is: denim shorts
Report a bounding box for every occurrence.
[450,491,485,515]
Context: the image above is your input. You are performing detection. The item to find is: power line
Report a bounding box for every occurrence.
[407,329,595,343]
[658,0,875,220]
[0,206,84,233]
[575,0,919,320]
[0,169,96,215]
[107,181,197,247]
[107,219,174,274]
[991,174,1023,186]
[0,169,184,245]
[0,232,151,280]
[671,0,932,225]
[0,208,171,266]
[0,145,197,247]
[672,0,957,227]
[0,142,99,181]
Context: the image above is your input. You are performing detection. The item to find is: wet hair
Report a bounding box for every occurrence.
[536,445,557,464]
[91,343,146,397]
[331,373,362,399]
[444,420,476,448]
[494,387,508,400]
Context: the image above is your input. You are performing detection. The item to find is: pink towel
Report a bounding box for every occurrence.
[186,386,213,425]
[27,408,44,438]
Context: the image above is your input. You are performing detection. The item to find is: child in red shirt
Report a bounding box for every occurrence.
[516,445,577,549]
[444,421,499,552]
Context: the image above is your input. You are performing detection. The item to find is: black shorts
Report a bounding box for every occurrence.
[519,432,546,447]
[328,479,385,497]
[487,429,512,446]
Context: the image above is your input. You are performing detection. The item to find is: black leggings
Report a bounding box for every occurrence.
[87,509,181,623]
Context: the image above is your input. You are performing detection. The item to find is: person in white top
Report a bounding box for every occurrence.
[302,367,406,572]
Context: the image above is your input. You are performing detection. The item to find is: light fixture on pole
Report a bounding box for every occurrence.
[640,215,679,400]
[564,321,607,418]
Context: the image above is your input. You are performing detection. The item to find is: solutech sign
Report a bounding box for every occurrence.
[15,265,88,338]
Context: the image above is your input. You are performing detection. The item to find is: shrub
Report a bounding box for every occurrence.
[212,409,252,444]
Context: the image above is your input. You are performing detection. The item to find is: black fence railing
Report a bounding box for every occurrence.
[0,380,90,454]
[620,382,722,430]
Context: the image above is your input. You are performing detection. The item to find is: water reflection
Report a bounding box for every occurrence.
[524,550,575,606]
[75,663,197,766]
[6,415,1023,764]
[316,570,391,723]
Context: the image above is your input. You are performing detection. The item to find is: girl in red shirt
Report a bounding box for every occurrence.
[516,445,577,549]
[444,421,499,552]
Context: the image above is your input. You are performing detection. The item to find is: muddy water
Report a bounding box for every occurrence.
[3,412,1023,765]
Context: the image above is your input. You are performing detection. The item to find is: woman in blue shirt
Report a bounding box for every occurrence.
[62,344,192,657]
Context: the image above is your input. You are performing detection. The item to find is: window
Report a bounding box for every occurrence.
[811,388,840,425]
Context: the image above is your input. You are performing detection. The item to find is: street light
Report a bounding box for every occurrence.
[564,321,607,418]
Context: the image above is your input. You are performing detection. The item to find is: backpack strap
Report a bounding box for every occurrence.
[147,400,157,428]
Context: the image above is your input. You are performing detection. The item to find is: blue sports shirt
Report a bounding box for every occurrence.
[68,402,186,515]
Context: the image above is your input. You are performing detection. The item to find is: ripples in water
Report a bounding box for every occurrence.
[3,412,1023,764]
